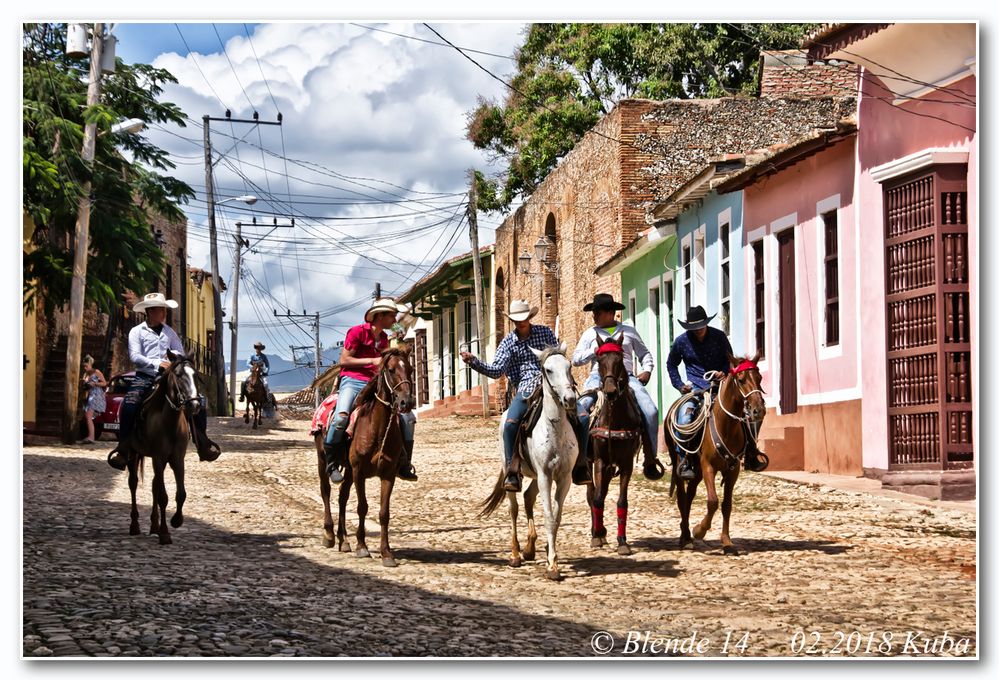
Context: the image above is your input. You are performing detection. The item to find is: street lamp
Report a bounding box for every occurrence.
[108,118,145,135]
[219,195,258,417]
[518,235,559,279]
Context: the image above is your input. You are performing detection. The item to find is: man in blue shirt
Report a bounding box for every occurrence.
[239,341,270,403]
[666,305,768,478]
[460,299,568,492]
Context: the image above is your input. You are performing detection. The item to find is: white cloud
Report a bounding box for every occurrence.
[138,21,523,360]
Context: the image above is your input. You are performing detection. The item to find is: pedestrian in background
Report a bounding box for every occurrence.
[79,354,106,445]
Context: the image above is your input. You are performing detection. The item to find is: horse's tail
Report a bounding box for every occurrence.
[478,469,508,518]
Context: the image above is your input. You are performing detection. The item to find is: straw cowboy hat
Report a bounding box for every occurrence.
[253,341,266,350]
[678,305,717,331]
[582,292,626,312]
[506,299,538,322]
[133,292,178,314]
[364,297,408,323]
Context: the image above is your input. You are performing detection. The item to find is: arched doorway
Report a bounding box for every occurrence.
[543,213,559,330]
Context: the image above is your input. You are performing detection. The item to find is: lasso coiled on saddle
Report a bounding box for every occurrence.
[665,370,728,456]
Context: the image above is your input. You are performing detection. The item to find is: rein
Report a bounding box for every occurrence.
[371,359,412,455]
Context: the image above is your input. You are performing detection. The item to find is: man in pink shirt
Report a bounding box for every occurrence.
[323,297,417,485]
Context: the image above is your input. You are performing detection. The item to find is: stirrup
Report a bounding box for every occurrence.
[327,463,344,485]
[503,472,521,492]
[107,449,128,471]
[677,457,696,480]
[397,465,418,481]
[571,461,592,486]
[643,458,666,481]
[744,451,769,472]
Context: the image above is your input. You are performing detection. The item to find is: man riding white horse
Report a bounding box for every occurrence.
[461,300,587,492]
[322,297,418,485]
[573,293,665,482]
[666,305,769,479]
[239,341,271,404]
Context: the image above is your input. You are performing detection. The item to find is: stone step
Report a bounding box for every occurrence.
[761,426,804,471]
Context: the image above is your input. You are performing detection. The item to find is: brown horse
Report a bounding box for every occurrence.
[333,348,415,567]
[585,332,644,556]
[123,352,208,545]
[665,352,766,555]
[244,362,266,429]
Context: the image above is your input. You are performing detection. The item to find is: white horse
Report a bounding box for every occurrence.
[479,344,579,581]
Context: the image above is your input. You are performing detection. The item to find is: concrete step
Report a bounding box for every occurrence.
[761,426,804,471]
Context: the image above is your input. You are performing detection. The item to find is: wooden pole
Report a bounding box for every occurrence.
[63,23,104,443]
[467,171,490,416]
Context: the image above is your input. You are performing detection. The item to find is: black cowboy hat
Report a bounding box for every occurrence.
[679,305,717,330]
[583,292,626,312]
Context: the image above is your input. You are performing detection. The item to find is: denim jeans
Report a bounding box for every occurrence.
[577,374,660,460]
[501,390,530,467]
[119,373,156,443]
[323,375,415,446]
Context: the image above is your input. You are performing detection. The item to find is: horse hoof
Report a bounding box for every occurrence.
[355,548,370,559]
[723,545,739,556]
[522,550,536,562]
[617,544,632,556]
[339,542,352,553]
[509,557,523,568]
[159,534,172,545]
[129,524,140,536]
[382,557,398,568]
[170,514,183,528]
[590,537,604,548]
[679,537,694,550]
[322,536,335,548]
[545,569,563,582]
[243,416,249,424]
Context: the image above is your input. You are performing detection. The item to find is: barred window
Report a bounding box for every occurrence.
[823,210,840,346]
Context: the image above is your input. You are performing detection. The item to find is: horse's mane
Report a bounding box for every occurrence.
[537,344,566,367]
[354,347,408,416]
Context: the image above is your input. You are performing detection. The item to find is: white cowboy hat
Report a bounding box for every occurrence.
[364,297,407,323]
[133,292,179,313]
[507,299,538,322]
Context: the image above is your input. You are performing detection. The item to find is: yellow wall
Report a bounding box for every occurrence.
[22,213,37,425]
[185,274,218,347]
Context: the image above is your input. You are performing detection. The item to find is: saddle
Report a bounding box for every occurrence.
[512,385,545,476]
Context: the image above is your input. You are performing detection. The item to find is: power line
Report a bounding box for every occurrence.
[350,22,517,61]
[243,23,281,114]
[213,23,255,113]
[174,24,229,112]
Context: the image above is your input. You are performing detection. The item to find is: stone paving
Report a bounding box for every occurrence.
[22,413,977,658]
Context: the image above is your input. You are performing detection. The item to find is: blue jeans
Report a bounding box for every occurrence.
[323,375,415,446]
[501,391,530,468]
[119,373,156,444]
[577,374,659,461]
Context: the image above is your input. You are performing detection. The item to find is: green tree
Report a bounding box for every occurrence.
[23,23,194,315]
[468,22,817,211]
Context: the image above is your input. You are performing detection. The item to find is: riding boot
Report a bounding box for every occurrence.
[677,453,696,480]
[641,430,666,481]
[504,453,522,493]
[325,435,348,485]
[397,439,418,481]
[239,384,246,403]
[107,443,129,471]
[743,440,770,472]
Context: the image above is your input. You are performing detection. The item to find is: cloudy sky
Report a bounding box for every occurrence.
[105,21,527,363]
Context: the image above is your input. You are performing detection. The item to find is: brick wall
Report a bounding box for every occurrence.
[760,49,860,99]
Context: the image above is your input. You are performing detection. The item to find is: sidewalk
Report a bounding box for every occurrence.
[761,470,977,513]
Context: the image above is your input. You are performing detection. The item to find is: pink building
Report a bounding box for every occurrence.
[716,24,976,499]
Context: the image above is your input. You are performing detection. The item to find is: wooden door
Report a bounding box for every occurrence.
[778,230,798,414]
[415,329,429,406]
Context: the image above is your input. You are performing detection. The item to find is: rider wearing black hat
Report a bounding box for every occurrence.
[666,305,768,478]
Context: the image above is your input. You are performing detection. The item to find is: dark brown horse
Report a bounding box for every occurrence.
[665,352,766,555]
[244,362,266,429]
[333,348,415,567]
[585,332,644,556]
[123,352,207,545]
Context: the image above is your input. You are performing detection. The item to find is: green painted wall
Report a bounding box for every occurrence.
[619,235,680,415]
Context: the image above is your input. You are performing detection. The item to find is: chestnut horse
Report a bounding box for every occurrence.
[123,352,216,544]
[333,348,415,567]
[584,332,644,556]
[244,362,266,429]
[665,352,765,555]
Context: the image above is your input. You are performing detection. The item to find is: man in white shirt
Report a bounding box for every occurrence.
[572,293,665,481]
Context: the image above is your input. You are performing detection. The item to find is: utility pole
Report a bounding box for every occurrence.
[63,23,104,443]
[374,282,381,299]
[275,309,322,408]
[203,112,281,416]
[467,170,489,417]
[229,217,292,414]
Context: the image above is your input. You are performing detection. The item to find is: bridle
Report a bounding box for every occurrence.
[371,355,413,455]
[596,341,627,402]
[709,363,765,441]
[161,361,201,413]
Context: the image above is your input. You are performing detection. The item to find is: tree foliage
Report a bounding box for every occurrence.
[468,23,818,211]
[23,23,194,315]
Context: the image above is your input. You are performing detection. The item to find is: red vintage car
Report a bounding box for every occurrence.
[87,371,135,441]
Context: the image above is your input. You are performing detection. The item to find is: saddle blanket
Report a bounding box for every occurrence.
[308,393,359,438]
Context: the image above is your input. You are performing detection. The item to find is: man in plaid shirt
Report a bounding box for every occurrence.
[461,300,584,491]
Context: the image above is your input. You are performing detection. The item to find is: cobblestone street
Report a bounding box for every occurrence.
[22,413,977,658]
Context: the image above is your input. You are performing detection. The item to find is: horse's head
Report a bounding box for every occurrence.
[726,350,766,425]
[595,331,628,400]
[165,350,201,417]
[530,343,576,412]
[380,348,414,413]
